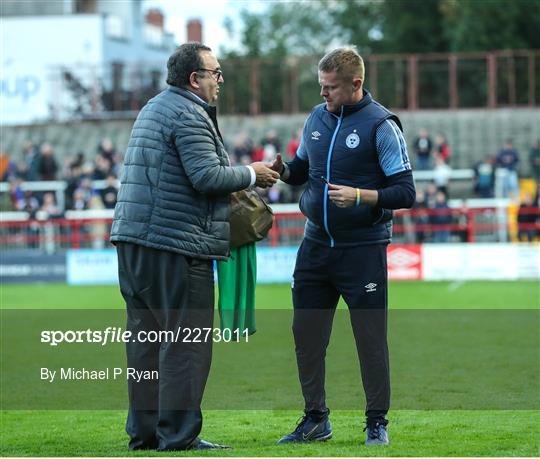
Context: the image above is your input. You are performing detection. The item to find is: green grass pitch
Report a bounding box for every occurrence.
[1,281,539,456]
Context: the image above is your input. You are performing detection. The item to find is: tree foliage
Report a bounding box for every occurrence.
[222,0,540,58]
[441,0,540,52]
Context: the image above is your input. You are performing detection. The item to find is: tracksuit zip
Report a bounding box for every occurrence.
[323,107,344,248]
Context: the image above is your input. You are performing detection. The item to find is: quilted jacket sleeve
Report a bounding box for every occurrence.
[173,111,252,195]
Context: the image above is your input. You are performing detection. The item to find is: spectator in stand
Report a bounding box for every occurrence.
[101,174,119,209]
[425,182,438,208]
[88,194,107,249]
[92,154,113,180]
[474,157,495,198]
[529,140,540,181]
[38,143,59,181]
[434,134,451,164]
[21,140,41,181]
[71,177,94,210]
[0,152,17,181]
[81,162,96,180]
[64,162,84,210]
[22,190,40,218]
[260,129,295,203]
[284,128,305,202]
[413,128,433,170]
[72,188,88,210]
[112,151,124,178]
[9,177,25,210]
[251,142,265,162]
[430,191,452,243]
[517,192,538,242]
[267,184,281,203]
[261,129,281,162]
[412,189,429,243]
[39,192,63,219]
[432,153,452,196]
[262,129,281,153]
[495,139,520,199]
[263,142,277,162]
[98,137,116,163]
[286,128,302,159]
[71,151,85,169]
[233,132,253,165]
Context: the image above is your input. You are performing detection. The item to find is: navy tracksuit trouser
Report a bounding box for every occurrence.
[292,238,390,422]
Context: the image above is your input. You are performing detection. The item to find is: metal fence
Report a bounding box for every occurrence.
[48,49,539,119]
[1,204,537,253]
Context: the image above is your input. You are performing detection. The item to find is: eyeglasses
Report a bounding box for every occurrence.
[197,68,223,81]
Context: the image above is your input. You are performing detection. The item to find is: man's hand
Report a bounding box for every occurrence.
[251,162,280,188]
[327,183,379,207]
[327,183,357,208]
[270,154,284,174]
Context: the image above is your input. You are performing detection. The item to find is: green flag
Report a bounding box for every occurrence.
[217,242,257,335]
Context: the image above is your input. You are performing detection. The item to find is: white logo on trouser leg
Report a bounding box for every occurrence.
[365,283,377,292]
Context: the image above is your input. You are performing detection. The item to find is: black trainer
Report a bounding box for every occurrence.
[364,421,389,446]
[277,413,332,444]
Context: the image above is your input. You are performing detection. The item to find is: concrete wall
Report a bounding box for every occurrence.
[2,108,539,174]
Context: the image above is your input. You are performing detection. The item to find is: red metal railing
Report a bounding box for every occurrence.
[1,207,538,251]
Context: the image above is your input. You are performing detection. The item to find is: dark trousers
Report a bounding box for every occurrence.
[116,242,214,451]
[292,239,390,421]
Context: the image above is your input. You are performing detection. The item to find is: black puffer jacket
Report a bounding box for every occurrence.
[110,86,252,260]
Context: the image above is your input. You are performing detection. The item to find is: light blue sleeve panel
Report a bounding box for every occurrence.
[295,114,312,161]
[296,136,308,161]
[376,119,411,176]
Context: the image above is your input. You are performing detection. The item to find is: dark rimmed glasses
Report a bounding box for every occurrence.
[197,68,223,81]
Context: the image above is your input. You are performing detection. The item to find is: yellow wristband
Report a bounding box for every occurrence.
[356,188,361,206]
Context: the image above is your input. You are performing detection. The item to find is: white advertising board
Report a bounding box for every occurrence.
[255,246,298,284]
[422,243,540,280]
[66,246,299,286]
[67,249,118,285]
[66,244,539,286]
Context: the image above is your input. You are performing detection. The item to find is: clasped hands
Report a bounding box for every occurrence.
[252,154,372,207]
[251,153,287,188]
[250,161,280,188]
[267,153,362,207]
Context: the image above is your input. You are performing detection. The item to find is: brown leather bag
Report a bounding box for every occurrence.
[229,189,274,248]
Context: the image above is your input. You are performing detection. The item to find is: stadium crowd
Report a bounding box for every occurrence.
[1,130,539,243]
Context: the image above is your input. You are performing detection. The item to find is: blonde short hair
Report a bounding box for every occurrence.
[318,46,365,82]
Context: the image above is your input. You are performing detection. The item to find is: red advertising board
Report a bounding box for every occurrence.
[387,244,422,280]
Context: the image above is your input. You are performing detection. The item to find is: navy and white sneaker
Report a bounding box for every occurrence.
[364,421,389,446]
[277,414,332,444]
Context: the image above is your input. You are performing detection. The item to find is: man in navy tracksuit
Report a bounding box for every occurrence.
[272,47,415,446]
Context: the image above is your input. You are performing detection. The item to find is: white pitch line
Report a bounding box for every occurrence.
[448,280,466,292]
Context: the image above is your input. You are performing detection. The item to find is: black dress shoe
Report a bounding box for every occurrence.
[190,438,230,450]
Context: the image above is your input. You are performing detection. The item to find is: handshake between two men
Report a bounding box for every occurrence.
[249,158,283,188]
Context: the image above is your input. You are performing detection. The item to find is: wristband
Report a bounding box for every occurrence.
[355,188,361,206]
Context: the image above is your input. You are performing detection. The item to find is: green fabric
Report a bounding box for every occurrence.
[217,243,257,335]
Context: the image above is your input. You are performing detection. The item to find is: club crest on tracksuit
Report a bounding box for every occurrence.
[346,130,360,149]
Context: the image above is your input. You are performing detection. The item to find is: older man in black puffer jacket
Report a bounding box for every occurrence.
[110,43,278,452]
